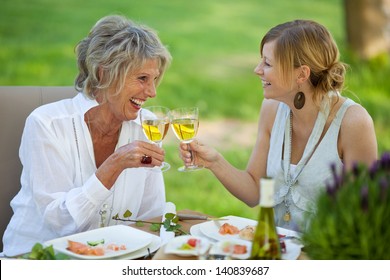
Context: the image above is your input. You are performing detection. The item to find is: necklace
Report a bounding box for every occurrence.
[282,103,331,223]
[283,111,294,222]
[99,193,116,227]
[72,117,84,185]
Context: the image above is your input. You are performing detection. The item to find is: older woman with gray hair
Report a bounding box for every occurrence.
[3,15,172,256]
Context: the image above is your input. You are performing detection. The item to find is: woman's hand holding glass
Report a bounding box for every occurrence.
[170,107,203,172]
[179,138,221,171]
[140,106,171,172]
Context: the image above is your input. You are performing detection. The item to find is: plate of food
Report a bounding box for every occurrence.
[164,235,211,256]
[113,234,161,260]
[198,215,257,241]
[209,239,252,260]
[193,215,303,260]
[44,225,153,260]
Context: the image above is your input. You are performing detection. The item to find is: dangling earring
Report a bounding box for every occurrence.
[294,87,305,110]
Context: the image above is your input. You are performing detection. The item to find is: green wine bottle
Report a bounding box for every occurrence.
[250,177,281,260]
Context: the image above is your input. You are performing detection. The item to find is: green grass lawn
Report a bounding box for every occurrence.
[1,0,389,220]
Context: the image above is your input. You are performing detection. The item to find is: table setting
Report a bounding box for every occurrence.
[9,202,304,260]
[152,210,304,260]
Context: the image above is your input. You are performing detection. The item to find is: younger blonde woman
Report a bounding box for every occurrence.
[180,19,377,231]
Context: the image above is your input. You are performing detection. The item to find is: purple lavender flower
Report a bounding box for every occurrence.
[330,162,337,175]
[352,162,360,177]
[339,165,346,186]
[380,152,390,170]
[379,177,388,202]
[369,160,379,180]
[330,162,343,189]
[360,185,369,212]
[326,180,336,198]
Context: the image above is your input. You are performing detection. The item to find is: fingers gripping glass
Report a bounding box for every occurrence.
[169,107,203,172]
[140,106,171,172]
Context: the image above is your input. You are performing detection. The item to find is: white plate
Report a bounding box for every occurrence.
[210,239,252,260]
[192,215,302,260]
[45,225,153,260]
[190,223,215,241]
[164,235,210,256]
[113,234,161,260]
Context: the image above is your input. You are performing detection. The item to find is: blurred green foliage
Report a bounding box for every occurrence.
[1,0,389,219]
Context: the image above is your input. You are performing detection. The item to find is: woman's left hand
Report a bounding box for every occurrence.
[118,140,165,168]
[96,140,165,189]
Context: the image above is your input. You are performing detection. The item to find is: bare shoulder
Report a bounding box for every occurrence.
[341,102,374,129]
[339,101,378,167]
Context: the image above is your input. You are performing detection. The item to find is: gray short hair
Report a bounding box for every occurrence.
[75,15,172,98]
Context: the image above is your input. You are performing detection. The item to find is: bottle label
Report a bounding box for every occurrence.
[259,177,274,207]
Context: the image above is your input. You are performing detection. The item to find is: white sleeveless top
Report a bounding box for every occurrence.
[267,95,355,232]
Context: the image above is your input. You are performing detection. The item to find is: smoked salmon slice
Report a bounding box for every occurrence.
[67,240,105,256]
[218,223,240,235]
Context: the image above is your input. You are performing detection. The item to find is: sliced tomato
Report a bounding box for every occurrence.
[187,238,198,248]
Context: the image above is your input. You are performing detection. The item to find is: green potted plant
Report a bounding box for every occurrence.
[302,152,390,259]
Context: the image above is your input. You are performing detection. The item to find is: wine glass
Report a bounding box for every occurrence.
[169,107,203,172]
[140,106,171,172]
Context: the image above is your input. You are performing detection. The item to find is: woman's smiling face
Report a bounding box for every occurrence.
[105,59,161,121]
[254,40,295,102]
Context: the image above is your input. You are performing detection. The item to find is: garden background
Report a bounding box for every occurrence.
[1,0,389,220]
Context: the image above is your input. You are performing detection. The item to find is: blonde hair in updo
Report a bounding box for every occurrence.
[74,15,172,99]
[260,20,347,106]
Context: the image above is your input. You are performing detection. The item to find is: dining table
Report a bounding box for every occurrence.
[3,209,306,260]
[130,209,307,260]
[130,209,211,260]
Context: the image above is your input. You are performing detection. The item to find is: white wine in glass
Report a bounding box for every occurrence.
[140,106,170,172]
[170,107,203,172]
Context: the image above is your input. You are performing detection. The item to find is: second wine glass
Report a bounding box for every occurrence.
[169,107,203,172]
[140,106,171,172]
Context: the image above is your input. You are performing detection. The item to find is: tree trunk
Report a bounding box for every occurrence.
[344,0,390,59]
